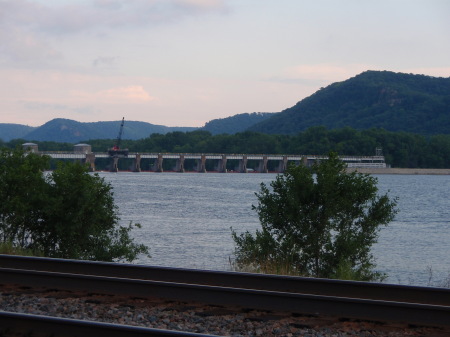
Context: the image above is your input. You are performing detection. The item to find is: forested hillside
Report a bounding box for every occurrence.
[201,112,274,134]
[249,71,450,135]
[0,124,35,141]
[2,71,449,142]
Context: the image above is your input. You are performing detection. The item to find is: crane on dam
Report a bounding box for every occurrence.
[108,117,129,157]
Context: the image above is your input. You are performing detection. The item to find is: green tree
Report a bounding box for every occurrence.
[0,147,49,247]
[232,152,397,281]
[0,147,148,262]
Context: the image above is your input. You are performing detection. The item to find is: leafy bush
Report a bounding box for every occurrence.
[232,152,398,281]
[0,147,149,262]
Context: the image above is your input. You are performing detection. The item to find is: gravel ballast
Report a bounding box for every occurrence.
[1,285,448,337]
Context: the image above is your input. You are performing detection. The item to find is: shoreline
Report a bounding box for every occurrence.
[346,168,450,175]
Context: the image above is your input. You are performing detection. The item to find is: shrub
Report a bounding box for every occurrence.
[0,147,149,262]
[232,152,398,281]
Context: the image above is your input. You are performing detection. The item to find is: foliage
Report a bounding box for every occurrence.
[0,147,149,262]
[0,124,34,142]
[4,126,450,169]
[127,128,450,168]
[250,71,450,135]
[0,147,49,247]
[232,152,398,281]
[201,112,274,135]
[0,241,42,256]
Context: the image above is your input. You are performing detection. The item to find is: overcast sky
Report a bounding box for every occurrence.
[1,0,449,127]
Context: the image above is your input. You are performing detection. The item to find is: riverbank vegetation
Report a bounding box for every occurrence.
[0,147,149,261]
[0,241,42,256]
[231,153,398,281]
[3,126,449,168]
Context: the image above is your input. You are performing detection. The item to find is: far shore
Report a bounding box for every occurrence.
[346,168,450,175]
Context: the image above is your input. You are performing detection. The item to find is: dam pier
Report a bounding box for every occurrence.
[23,143,387,173]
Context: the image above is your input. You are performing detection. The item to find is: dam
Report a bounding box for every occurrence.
[23,143,387,172]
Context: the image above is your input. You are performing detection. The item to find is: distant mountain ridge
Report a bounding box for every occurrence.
[0,124,36,141]
[249,71,450,135]
[2,70,449,143]
[0,113,276,143]
[0,119,196,143]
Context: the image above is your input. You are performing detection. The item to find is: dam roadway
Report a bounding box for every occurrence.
[39,151,387,173]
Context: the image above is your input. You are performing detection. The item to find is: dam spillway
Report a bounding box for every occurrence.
[38,151,387,173]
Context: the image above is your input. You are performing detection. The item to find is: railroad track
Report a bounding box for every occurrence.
[0,311,215,337]
[1,254,450,336]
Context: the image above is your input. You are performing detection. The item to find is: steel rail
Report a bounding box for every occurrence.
[1,267,450,328]
[1,254,449,306]
[0,311,214,337]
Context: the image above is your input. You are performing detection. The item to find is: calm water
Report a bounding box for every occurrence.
[99,172,450,286]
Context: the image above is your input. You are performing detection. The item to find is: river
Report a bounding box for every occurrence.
[98,172,450,287]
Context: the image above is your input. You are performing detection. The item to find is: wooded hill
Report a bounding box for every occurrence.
[1,71,449,143]
[0,124,35,141]
[200,112,274,135]
[249,71,450,135]
[0,118,196,143]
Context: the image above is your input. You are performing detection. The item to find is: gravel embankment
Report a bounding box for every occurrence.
[1,286,448,337]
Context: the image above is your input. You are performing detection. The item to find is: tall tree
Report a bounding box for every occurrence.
[232,152,398,281]
[0,147,49,247]
[0,147,148,262]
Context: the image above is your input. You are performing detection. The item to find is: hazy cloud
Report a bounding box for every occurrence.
[0,22,62,65]
[2,0,228,35]
[0,0,228,67]
[21,100,70,111]
[74,85,154,103]
[93,56,117,67]
[20,100,97,116]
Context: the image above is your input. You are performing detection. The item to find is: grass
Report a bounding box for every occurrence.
[0,241,42,256]
[229,256,387,282]
[229,256,300,276]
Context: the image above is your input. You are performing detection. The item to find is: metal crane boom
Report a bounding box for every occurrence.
[108,117,129,157]
[115,117,125,150]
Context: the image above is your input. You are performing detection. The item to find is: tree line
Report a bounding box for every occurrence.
[2,126,449,168]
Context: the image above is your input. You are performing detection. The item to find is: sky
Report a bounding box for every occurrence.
[1,0,449,128]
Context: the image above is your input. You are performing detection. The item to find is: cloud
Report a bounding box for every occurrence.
[21,101,71,111]
[3,0,228,35]
[175,0,228,10]
[0,24,62,65]
[0,0,228,68]
[93,56,117,67]
[74,85,154,103]
[20,100,97,116]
